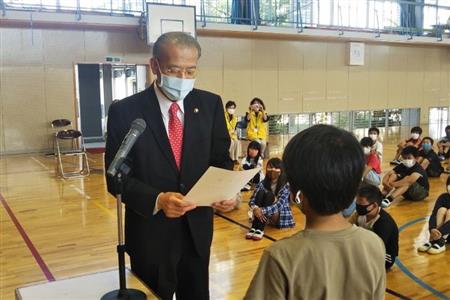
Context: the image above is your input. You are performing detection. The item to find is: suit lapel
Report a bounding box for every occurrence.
[181,91,200,172]
[140,85,178,173]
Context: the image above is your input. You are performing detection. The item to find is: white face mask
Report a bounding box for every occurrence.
[411,133,420,140]
[369,134,378,141]
[158,73,195,101]
[402,159,415,168]
[363,147,371,155]
[227,108,235,115]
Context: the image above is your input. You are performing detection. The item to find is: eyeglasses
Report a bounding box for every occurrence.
[161,65,197,79]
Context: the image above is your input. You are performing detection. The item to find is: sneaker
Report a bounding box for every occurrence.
[418,241,432,252]
[246,228,255,239]
[381,198,392,208]
[241,184,251,192]
[390,159,401,165]
[427,239,446,254]
[252,229,264,241]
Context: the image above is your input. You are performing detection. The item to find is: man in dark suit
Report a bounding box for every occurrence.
[105,32,236,300]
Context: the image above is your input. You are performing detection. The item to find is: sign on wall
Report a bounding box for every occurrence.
[348,42,365,66]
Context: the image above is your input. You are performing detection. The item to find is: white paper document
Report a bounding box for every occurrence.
[184,167,261,206]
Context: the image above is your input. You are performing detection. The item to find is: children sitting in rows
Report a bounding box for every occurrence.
[418,137,443,178]
[246,158,295,241]
[350,185,399,269]
[382,146,429,208]
[390,126,423,165]
[361,137,382,186]
[241,141,264,191]
[418,177,450,254]
[369,127,383,162]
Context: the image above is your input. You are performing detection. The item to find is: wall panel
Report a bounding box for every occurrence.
[302,41,327,112]
[277,41,303,113]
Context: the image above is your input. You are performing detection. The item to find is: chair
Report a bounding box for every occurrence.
[54,129,90,178]
[51,119,72,155]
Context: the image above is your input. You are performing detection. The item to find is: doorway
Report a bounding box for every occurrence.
[75,63,149,149]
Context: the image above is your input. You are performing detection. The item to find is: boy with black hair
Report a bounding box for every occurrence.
[437,125,450,161]
[418,137,443,177]
[368,127,383,161]
[390,126,423,165]
[350,184,399,269]
[382,145,429,208]
[361,137,382,186]
[245,125,385,300]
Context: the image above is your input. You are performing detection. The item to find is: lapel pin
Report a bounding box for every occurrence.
[194,108,199,114]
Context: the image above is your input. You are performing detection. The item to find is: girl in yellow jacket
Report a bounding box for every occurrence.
[246,97,268,157]
[225,101,240,162]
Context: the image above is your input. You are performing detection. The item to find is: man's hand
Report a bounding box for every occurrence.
[158,192,196,218]
[212,199,237,213]
[253,207,267,223]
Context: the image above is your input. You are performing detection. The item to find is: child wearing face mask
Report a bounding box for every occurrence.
[224,101,240,163]
[246,158,295,241]
[246,98,268,157]
[390,126,423,165]
[368,127,383,162]
[418,177,450,254]
[417,137,443,177]
[438,125,450,173]
[349,184,399,269]
[437,125,450,160]
[382,145,429,208]
[360,137,382,186]
[241,141,265,191]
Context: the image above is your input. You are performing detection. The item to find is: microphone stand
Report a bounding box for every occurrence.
[101,163,147,300]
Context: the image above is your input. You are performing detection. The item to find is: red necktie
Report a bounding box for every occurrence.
[168,102,183,169]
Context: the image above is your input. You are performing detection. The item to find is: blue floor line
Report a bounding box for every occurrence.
[396,217,449,300]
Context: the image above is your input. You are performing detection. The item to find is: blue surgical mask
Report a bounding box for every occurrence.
[158,74,195,101]
[422,143,432,152]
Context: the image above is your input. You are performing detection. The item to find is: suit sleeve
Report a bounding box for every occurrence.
[105,103,161,217]
[209,96,234,171]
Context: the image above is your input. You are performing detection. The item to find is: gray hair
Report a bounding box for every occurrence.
[153,32,201,59]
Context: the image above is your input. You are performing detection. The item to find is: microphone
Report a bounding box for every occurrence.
[107,118,146,177]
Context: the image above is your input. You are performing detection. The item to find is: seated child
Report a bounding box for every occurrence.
[418,177,450,254]
[350,184,399,269]
[361,137,382,186]
[369,127,383,162]
[246,158,295,240]
[417,137,443,178]
[382,146,429,208]
[241,141,264,191]
[437,125,450,161]
[390,126,422,165]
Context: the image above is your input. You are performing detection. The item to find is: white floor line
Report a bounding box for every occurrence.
[30,156,51,171]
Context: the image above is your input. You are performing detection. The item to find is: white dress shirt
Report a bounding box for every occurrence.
[154,83,184,133]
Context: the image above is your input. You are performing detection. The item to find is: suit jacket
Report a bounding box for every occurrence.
[105,85,233,282]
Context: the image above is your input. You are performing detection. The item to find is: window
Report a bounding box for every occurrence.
[429,107,449,140]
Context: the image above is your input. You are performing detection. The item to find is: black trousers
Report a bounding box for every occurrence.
[130,221,210,300]
[242,164,260,184]
[251,188,275,231]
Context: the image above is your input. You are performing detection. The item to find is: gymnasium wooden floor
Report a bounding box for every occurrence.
[1,131,450,299]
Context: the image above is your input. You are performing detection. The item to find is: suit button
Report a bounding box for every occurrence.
[179,183,186,192]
